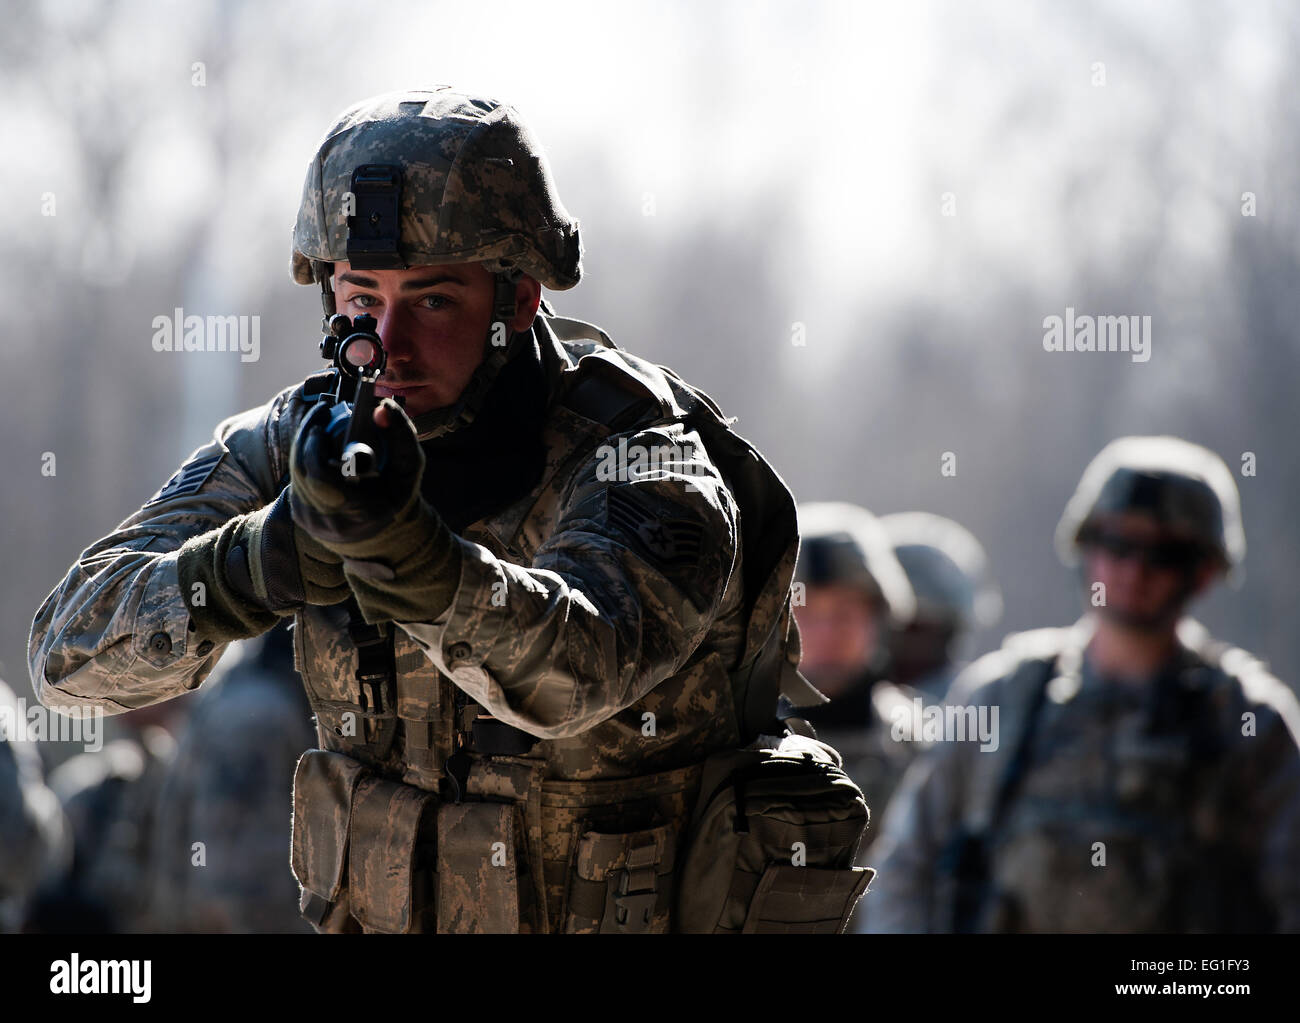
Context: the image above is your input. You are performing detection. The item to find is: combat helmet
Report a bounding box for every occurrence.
[292,87,581,297]
[795,502,915,626]
[1055,436,1245,581]
[879,512,1002,632]
[290,88,583,436]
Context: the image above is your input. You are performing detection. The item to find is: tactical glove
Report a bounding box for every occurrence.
[177,486,351,643]
[289,397,462,624]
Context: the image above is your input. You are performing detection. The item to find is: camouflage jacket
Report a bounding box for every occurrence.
[29,312,806,932]
[864,617,1300,933]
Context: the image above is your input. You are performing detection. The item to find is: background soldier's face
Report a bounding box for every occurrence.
[794,584,881,697]
[1081,512,1217,630]
[331,260,538,416]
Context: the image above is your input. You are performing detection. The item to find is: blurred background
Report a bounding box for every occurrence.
[1,0,1296,833]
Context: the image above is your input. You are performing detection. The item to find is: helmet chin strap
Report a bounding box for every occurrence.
[316,261,337,323]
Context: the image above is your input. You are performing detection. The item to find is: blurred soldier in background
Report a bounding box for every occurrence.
[0,678,70,931]
[879,512,1002,704]
[867,436,1300,932]
[148,621,315,932]
[28,699,187,932]
[792,502,919,829]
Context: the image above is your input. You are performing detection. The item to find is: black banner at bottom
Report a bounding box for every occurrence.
[2,933,1292,1012]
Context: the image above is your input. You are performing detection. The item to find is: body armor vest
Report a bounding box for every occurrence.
[288,315,808,932]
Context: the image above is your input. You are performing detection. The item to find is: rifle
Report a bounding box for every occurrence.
[316,312,399,482]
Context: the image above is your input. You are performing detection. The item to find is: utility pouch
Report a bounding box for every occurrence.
[563,824,677,934]
[290,749,368,933]
[347,775,438,933]
[741,863,871,934]
[674,732,872,934]
[291,749,438,933]
[436,801,520,933]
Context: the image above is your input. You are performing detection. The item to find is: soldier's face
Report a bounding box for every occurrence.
[1081,513,1218,630]
[332,260,541,416]
[794,585,881,697]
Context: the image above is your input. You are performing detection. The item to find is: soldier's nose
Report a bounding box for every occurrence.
[375,313,414,363]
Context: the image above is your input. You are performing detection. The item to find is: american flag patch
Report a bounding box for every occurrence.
[606,486,704,572]
[144,451,224,507]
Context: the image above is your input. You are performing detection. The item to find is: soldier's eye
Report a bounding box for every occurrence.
[421,294,452,310]
[349,293,379,308]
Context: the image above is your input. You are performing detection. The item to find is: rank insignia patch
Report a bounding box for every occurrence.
[606,486,704,572]
[144,451,223,507]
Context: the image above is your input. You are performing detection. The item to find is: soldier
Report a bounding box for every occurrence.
[791,502,921,837]
[31,701,183,932]
[866,436,1300,933]
[0,679,70,932]
[147,622,316,932]
[30,88,828,934]
[879,512,1002,704]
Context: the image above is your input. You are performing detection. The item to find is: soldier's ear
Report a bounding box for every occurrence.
[510,275,542,332]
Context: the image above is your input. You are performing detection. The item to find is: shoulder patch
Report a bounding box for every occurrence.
[606,485,705,573]
[144,450,224,507]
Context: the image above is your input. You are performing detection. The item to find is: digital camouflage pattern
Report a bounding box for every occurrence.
[291,88,582,291]
[865,618,1300,932]
[30,311,803,933]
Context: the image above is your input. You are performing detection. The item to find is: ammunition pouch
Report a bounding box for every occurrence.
[563,824,677,933]
[290,748,705,934]
[290,749,437,933]
[538,763,703,934]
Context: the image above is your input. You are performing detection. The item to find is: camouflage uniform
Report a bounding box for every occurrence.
[867,619,1300,932]
[866,438,1300,933]
[0,679,70,931]
[30,89,807,933]
[147,624,316,932]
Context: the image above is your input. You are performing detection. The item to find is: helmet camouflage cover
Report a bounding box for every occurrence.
[1055,435,1246,576]
[291,87,582,290]
[795,502,916,626]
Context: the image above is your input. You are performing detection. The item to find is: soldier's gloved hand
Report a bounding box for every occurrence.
[177,487,351,644]
[288,397,425,545]
[289,397,462,624]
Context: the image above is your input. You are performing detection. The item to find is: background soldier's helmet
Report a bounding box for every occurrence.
[1055,435,1246,578]
[795,502,915,625]
[878,512,1002,633]
[290,87,583,290]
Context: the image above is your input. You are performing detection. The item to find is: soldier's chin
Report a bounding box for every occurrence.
[1096,602,1180,634]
